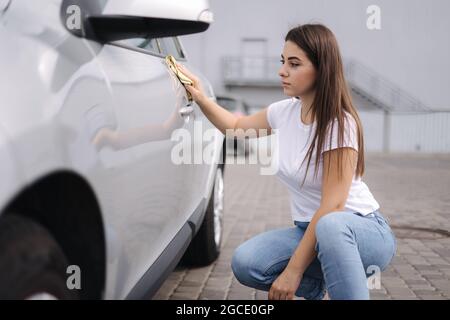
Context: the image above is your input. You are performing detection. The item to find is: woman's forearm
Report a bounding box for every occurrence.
[197,96,239,135]
[286,208,331,275]
[176,63,240,135]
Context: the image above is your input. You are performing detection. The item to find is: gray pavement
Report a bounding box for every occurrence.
[154,152,450,300]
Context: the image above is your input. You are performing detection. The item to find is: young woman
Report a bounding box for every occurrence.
[176,24,397,300]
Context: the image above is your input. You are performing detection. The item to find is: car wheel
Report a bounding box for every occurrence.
[0,214,78,300]
[181,166,224,266]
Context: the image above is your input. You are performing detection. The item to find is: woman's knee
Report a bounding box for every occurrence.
[231,245,247,280]
[231,227,303,287]
[231,242,275,288]
[231,243,259,286]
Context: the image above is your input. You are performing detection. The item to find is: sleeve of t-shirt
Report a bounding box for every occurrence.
[267,100,285,129]
[321,114,359,153]
[266,102,277,129]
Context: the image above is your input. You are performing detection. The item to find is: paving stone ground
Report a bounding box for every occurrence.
[154,152,450,300]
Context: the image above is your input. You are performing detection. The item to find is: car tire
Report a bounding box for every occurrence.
[0,214,78,300]
[180,166,224,267]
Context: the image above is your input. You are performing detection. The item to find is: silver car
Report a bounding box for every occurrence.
[0,0,224,299]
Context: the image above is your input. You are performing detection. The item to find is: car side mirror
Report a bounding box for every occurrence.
[61,0,213,42]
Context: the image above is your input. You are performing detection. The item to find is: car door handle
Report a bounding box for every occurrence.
[179,106,194,117]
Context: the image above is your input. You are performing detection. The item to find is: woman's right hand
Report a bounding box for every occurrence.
[175,63,208,104]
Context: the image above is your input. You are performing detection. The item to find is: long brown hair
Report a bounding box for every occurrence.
[285,24,365,187]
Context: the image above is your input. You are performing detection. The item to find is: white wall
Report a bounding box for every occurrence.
[359,110,385,152]
[180,0,450,110]
[389,112,450,152]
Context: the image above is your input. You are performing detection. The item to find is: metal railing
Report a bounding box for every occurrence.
[222,56,280,85]
[344,59,430,112]
[222,56,432,112]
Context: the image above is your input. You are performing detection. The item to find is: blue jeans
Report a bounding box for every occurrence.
[231,209,397,300]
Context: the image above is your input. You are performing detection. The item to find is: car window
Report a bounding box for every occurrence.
[158,37,185,59]
[115,37,161,55]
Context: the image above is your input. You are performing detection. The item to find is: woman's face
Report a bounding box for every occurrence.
[278,40,317,97]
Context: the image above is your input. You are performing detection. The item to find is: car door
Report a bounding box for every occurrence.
[168,36,220,220]
[91,36,196,297]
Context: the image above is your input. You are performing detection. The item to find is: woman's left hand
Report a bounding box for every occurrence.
[268,267,303,300]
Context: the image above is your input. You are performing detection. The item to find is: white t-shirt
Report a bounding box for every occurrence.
[266,97,380,222]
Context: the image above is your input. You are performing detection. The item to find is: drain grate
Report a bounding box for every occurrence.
[391,225,450,240]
